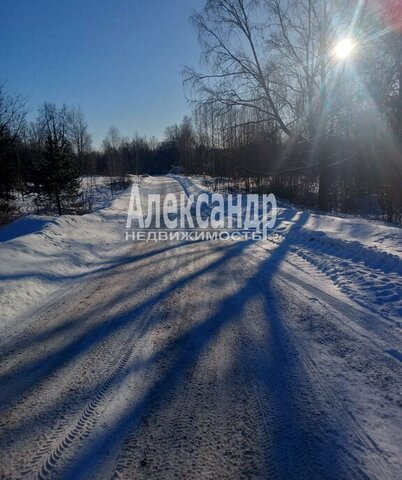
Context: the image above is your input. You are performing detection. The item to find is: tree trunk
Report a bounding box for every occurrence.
[55,187,62,216]
[318,165,330,211]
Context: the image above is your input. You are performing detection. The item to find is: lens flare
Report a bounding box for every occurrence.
[334,38,355,59]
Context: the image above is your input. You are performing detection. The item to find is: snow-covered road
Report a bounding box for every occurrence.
[0,176,401,479]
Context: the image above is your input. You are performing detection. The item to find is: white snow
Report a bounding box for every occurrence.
[0,180,132,333]
[184,174,402,321]
[2,174,401,330]
[0,175,401,479]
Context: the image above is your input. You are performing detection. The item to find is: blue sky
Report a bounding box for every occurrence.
[0,0,205,146]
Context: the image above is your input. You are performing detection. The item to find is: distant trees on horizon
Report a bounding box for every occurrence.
[0,0,401,224]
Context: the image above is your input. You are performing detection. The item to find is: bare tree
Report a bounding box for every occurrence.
[102,126,129,192]
[0,82,28,137]
[185,0,371,208]
[164,117,196,172]
[69,107,92,164]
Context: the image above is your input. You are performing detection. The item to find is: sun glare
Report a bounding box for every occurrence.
[334,38,355,59]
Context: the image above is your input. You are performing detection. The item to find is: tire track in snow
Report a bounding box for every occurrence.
[279,266,402,362]
[0,178,184,479]
[254,239,402,359]
[240,245,395,479]
[1,239,179,479]
[110,243,276,480]
[31,237,184,480]
[34,323,147,480]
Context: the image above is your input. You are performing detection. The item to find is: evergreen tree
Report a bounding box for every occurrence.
[0,128,19,223]
[32,103,81,215]
[0,84,26,224]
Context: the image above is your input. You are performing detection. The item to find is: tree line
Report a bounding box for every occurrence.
[1,0,401,225]
[184,0,402,223]
[0,86,186,223]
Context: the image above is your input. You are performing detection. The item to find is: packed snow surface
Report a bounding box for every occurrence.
[0,175,401,479]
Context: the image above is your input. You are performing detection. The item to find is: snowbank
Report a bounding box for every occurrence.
[185,174,402,259]
[0,187,131,332]
[184,174,402,320]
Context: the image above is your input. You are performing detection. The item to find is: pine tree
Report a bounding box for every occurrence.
[33,103,81,215]
[0,129,19,223]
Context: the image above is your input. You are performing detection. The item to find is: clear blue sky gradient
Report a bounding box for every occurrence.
[0,0,205,146]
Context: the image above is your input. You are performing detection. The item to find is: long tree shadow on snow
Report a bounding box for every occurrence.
[57,210,373,480]
[0,213,300,432]
[1,208,378,479]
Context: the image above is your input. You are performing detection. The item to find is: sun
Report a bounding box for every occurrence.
[334,38,355,59]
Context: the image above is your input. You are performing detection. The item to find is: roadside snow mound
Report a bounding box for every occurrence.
[184,175,402,321]
[0,189,131,331]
